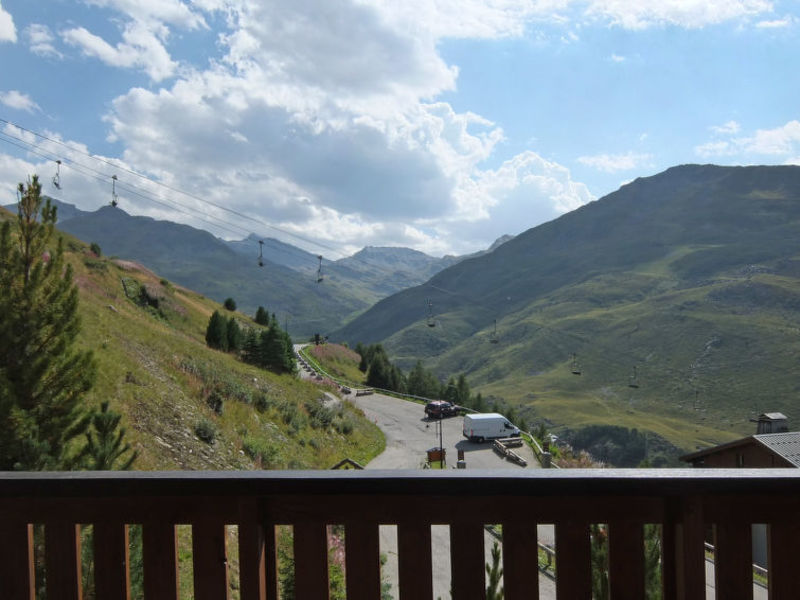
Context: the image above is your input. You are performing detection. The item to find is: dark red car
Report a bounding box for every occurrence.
[424,400,459,419]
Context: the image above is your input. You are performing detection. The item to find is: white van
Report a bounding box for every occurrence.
[462,413,520,442]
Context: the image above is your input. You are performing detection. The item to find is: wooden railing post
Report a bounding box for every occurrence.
[45,522,82,600]
[713,521,752,598]
[192,520,230,600]
[501,521,539,600]
[142,522,179,600]
[450,521,486,600]
[94,523,131,600]
[768,519,800,597]
[608,521,645,599]
[555,521,591,598]
[345,520,381,600]
[0,521,34,600]
[397,522,432,600]
[238,499,267,600]
[293,522,329,599]
[669,496,705,600]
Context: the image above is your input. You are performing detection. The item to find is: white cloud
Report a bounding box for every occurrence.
[0,1,16,43]
[584,0,773,29]
[610,53,625,62]
[361,0,569,40]
[710,120,741,135]
[694,140,733,157]
[439,151,594,249]
[0,90,40,113]
[577,151,653,173]
[62,21,177,81]
[26,24,62,58]
[696,121,800,160]
[756,15,795,28]
[83,0,206,29]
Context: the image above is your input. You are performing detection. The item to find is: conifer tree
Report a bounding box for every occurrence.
[259,327,285,372]
[254,306,269,326]
[79,401,138,470]
[485,541,504,600]
[226,317,243,352]
[242,328,260,364]
[205,310,228,351]
[0,175,96,470]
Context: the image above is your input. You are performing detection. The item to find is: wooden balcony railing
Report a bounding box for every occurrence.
[1,468,799,599]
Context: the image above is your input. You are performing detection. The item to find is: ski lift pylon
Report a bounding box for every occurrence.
[316,255,324,283]
[110,174,119,207]
[489,318,499,343]
[258,240,264,267]
[52,160,62,190]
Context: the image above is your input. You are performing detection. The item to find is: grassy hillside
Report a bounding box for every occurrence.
[331,165,800,454]
[56,205,369,337]
[0,205,384,471]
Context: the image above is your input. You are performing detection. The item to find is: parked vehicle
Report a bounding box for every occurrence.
[424,400,459,419]
[462,413,520,442]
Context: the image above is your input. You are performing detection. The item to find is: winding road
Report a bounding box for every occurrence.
[298,348,761,598]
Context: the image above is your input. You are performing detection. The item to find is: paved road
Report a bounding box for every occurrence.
[298,350,764,599]
[348,391,554,599]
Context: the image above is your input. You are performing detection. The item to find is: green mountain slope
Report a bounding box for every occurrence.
[332,164,800,452]
[0,206,384,470]
[55,206,368,336]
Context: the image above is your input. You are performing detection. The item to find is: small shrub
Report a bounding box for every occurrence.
[206,389,224,415]
[195,419,217,444]
[90,242,102,256]
[253,393,274,412]
[242,436,281,468]
[224,297,237,311]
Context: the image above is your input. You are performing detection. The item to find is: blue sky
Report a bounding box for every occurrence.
[1,1,799,257]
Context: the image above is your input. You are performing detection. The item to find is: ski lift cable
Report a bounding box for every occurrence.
[0,118,349,262]
[0,132,267,242]
[0,126,355,277]
[0,134,251,242]
[0,131,322,274]
[4,120,795,383]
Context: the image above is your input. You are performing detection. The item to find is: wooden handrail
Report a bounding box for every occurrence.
[1,469,799,599]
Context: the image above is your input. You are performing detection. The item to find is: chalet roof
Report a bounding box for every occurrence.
[754,433,800,468]
[759,412,788,421]
[681,432,800,467]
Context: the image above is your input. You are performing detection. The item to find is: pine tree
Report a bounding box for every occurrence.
[455,374,470,405]
[485,541,504,600]
[0,175,96,470]
[242,328,260,364]
[259,327,286,372]
[280,329,296,374]
[254,306,269,326]
[205,310,228,351]
[226,317,243,352]
[79,401,138,470]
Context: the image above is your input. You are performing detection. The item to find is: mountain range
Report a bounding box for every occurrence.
[13,199,509,336]
[332,164,800,451]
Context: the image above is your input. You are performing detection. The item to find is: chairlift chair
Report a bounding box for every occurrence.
[628,365,639,389]
[571,353,581,375]
[426,299,436,327]
[52,160,62,190]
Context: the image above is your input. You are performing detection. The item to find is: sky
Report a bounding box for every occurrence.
[0,1,799,259]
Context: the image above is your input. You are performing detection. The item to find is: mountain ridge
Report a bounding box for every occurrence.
[330,164,800,451]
